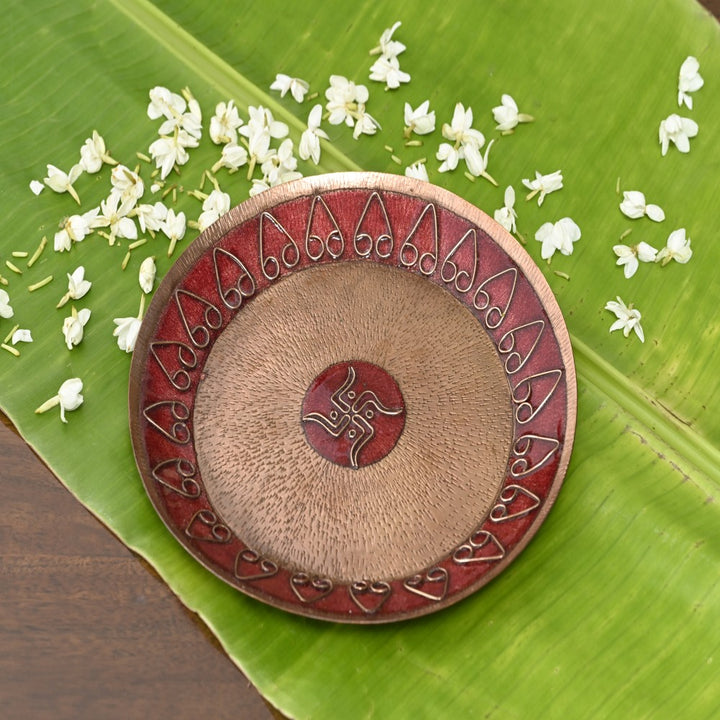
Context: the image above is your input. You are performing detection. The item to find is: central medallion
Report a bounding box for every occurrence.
[301,360,406,469]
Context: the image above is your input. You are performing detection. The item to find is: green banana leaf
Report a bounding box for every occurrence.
[3,0,720,717]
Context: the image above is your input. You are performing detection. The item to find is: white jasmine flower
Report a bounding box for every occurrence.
[0,289,13,319]
[678,56,703,109]
[147,86,186,122]
[442,103,484,148]
[57,266,91,308]
[260,139,303,186]
[62,306,92,350]
[659,114,698,156]
[522,170,563,205]
[148,86,201,140]
[249,178,271,197]
[211,141,249,173]
[30,180,45,196]
[299,104,329,165]
[79,130,117,173]
[464,139,496,184]
[11,329,32,344]
[492,94,534,133]
[111,165,144,205]
[369,55,411,89]
[605,296,644,343]
[241,105,289,142]
[403,100,436,137]
[138,256,156,294]
[179,90,203,140]
[405,161,429,181]
[149,130,198,180]
[535,217,581,260]
[613,241,658,278]
[325,75,370,128]
[656,228,693,266]
[44,164,83,204]
[436,142,460,173]
[197,189,231,231]
[270,73,310,103]
[96,192,138,244]
[352,105,380,139]
[369,21,406,58]
[209,100,244,144]
[53,208,99,252]
[494,186,517,233]
[113,294,145,353]
[161,209,186,257]
[133,202,168,234]
[619,191,665,222]
[35,378,84,423]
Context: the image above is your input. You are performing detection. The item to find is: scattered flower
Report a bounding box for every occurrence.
[113,295,145,353]
[613,241,658,278]
[29,180,45,196]
[62,307,92,350]
[270,74,310,103]
[298,104,329,165]
[442,102,484,148]
[57,266,91,308]
[138,256,157,294]
[369,21,406,58]
[161,209,187,256]
[463,139,496,184]
[0,289,13,318]
[239,105,289,174]
[494,186,517,234]
[659,114,698,155]
[405,161,429,181]
[605,296,644,343]
[197,190,231,231]
[147,86,202,140]
[44,164,83,204]
[209,100,244,145]
[111,165,144,205]
[403,100,435,137]
[79,130,117,173]
[259,138,303,187]
[437,103,492,180]
[95,192,138,244]
[11,329,32,344]
[492,94,534,133]
[656,228,692,266]
[53,208,99,252]
[248,177,271,197]
[522,170,563,205]
[352,105,381,139]
[369,55,410,89]
[149,132,197,179]
[325,75,378,136]
[678,56,703,109]
[619,191,665,222]
[35,378,84,423]
[211,141,249,173]
[535,217,581,259]
[133,202,168,235]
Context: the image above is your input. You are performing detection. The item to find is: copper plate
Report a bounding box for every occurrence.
[129,172,576,623]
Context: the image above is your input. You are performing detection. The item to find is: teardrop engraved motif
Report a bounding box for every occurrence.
[234,549,279,581]
[490,484,541,523]
[512,369,563,424]
[185,509,232,543]
[259,211,300,280]
[441,227,478,293]
[353,191,394,258]
[403,567,449,602]
[143,400,191,444]
[151,458,200,499]
[305,195,344,261]
[149,341,197,392]
[349,580,392,615]
[400,203,439,275]
[473,267,518,329]
[510,433,560,478]
[452,530,505,564]
[497,320,545,375]
[212,247,256,310]
[174,289,222,349]
[290,573,334,604]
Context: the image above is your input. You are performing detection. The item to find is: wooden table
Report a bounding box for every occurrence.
[1,4,717,714]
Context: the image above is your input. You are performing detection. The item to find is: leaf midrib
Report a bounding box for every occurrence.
[111,0,720,492]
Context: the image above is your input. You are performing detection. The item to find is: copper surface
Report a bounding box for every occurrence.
[129,172,577,623]
[193,262,512,582]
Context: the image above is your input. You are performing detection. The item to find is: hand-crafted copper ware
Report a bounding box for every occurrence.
[129,172,576,623]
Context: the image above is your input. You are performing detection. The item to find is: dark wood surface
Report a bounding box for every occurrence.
[1,4,717,717]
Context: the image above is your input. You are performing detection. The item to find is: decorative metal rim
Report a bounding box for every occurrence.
[129,172,577,623]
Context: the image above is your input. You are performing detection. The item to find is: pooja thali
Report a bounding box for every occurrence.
[129,172,576,623]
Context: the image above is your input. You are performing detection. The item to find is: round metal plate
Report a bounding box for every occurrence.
[129,172,576,623]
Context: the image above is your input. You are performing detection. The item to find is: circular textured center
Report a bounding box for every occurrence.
[301,360,406,469]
